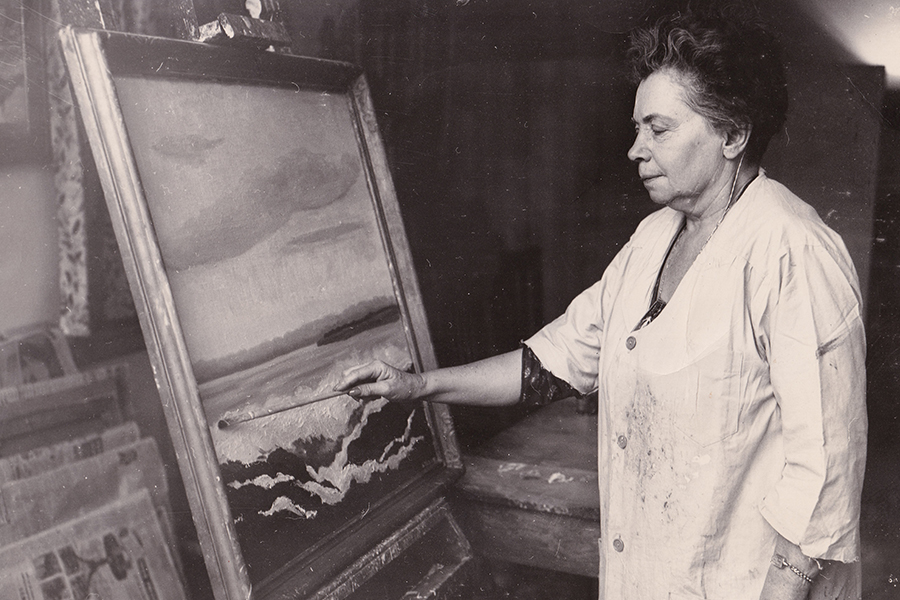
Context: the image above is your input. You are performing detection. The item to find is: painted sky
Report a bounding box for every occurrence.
[114,77,398,365]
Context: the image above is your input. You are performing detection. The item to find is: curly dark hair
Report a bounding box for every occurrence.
[628,6,788,163]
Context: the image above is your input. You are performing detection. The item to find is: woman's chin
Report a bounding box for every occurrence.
[642,180,669,204]
[645,190,673,206]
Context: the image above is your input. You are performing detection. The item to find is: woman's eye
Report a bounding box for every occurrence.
[633,124,668,138]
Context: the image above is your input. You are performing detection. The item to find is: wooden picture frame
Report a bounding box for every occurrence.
[60,27,464,600]
[0,0,48,162]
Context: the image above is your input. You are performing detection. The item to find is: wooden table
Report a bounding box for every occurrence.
[450,397,599,577]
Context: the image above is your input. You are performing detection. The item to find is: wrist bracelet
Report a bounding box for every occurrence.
[771,553,816,585]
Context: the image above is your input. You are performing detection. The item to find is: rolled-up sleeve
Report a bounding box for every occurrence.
[525,279,604,395]
[759,242,867,562]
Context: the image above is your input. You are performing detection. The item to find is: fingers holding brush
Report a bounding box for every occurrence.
[217,359,425,431]
[333,360,426,403]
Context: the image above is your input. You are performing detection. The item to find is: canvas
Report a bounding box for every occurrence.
[60,27,462,600]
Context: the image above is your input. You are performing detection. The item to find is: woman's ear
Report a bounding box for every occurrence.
[723,125,752,160]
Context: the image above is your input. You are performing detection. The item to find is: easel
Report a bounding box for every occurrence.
[170,0,292,48]
[56,6,478,599]
[54,0,291,47]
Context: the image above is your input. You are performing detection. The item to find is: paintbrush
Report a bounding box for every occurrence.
[217,389,351,429]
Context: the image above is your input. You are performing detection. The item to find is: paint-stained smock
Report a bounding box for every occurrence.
[525,173,867,600]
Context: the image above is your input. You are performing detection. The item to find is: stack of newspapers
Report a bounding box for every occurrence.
[0,336,188,600]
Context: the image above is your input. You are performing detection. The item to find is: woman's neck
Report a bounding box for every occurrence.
[682,161,758,236]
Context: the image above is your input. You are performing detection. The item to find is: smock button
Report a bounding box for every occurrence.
[617,435,627,449]
[625,336,636,350]
[613,538,625,552]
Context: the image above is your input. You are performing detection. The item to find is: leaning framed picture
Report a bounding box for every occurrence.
[60,27,463,600]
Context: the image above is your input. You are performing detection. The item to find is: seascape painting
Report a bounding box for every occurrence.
[112,76,438,582]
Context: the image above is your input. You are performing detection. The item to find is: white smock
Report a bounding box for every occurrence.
[526,173,867,600]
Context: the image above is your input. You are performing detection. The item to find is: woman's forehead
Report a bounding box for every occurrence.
[632,69,696,122]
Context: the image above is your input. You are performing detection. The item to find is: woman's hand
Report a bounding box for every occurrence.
[333,360,427,403]
[333,350,523,408]
[759,568,811,600]
[758,534,820,600]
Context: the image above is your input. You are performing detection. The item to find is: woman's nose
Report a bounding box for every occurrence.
[627,132,649,162]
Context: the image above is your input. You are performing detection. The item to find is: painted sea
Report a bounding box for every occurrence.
[198,315,438,583]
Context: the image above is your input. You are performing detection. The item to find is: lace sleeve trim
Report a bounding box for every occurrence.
[520,343,581,407]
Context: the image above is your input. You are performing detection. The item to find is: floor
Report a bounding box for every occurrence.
[465,560,598,600]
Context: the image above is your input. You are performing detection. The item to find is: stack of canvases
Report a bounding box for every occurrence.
[0,327,187,599]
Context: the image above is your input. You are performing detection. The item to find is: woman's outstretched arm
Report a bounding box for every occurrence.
[333,349,522,407]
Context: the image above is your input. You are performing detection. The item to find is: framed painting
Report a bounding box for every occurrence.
[0,0,49,162]
[60,27,463,600]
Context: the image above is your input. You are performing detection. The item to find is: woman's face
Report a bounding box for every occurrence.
[627,69,732,216]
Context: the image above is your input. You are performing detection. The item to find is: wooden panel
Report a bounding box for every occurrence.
[465,397,597,471]
[456,455,598,521]
[452,494,599,578]
[451,398,599,577]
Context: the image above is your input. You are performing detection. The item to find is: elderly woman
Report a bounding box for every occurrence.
[335,8,866,600]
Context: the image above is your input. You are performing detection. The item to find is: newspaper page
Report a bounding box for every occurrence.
[0,363,124,410]
[0,363,129,457]
[0,490,187,600]
[0,421,140,482]
[0,438,173,551]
